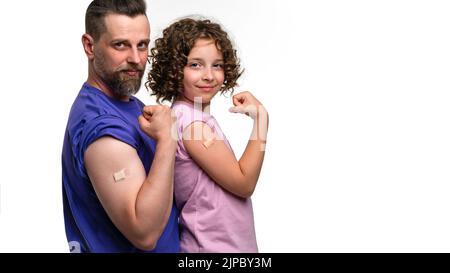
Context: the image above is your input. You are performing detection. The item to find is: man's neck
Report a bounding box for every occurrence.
[86,76,130,102]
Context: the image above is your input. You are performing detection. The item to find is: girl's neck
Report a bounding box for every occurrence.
[176,96,211,114]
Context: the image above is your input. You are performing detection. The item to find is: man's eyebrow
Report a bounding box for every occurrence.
[110,39,150,44]
[111,39,128,44]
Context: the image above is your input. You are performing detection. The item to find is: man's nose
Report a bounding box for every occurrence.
[127,47,141,64]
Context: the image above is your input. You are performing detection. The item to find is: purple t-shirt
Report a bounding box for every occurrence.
[172,101,258,253]
[62,83,180,253]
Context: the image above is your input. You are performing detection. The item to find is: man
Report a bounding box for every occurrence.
[62,0,180,252]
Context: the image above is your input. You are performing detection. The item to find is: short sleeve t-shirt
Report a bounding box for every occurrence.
[172,101,258,253]
[62,83,180,253]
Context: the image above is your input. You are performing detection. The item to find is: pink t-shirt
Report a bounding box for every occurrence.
[172,101,258,253]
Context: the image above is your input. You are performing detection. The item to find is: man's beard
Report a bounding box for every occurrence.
[94,55,145,98]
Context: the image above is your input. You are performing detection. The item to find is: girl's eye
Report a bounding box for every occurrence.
[213,63,224,69]
[189,63,200,68]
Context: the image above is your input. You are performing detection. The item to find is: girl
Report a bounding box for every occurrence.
[147,18,268,252]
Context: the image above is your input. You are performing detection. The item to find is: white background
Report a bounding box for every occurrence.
[0,0,449,252]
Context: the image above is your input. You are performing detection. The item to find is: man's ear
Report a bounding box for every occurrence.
[82,34,95,60]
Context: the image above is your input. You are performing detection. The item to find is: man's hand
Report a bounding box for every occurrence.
[139,105,178,142]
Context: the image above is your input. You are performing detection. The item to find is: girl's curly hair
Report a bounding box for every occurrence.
[146,18,243,103]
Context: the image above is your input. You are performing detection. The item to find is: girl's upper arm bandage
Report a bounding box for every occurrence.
[202,137,216,149]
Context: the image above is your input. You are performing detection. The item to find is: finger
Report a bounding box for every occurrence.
[142,105,155,116]
[138,115,150,128]
[232,93,245,106]
[232,95,240,106]
[142,111,152,120]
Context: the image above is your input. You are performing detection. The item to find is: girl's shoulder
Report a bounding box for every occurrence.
[172,101,214,129]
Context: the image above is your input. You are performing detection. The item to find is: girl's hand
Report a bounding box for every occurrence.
[229,91,268,120]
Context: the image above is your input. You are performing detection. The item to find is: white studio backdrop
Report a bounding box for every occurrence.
[0,0,449,252]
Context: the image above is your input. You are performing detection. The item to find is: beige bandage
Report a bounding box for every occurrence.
[202,137,216,149]
[113,169,127,182]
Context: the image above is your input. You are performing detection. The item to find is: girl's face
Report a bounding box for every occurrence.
[181,38,225,106]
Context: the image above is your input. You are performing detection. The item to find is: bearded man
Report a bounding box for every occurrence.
[61,0,180,253]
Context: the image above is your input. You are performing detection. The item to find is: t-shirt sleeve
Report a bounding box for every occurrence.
[71,114,138,177]
[173,105,217,160]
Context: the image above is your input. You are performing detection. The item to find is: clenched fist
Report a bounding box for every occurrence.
[229,91,268,120]
[138,105,178,142]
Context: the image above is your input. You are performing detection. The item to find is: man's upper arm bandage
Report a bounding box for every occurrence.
[113,169,127,182]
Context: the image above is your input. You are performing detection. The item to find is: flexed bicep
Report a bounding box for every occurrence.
[84,137,149,246]
[182,122,252,198]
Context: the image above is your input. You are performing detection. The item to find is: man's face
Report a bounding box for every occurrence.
[93,14,150,98]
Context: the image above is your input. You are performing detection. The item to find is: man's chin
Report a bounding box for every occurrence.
[113,82,140,97]
[120,88,139,96]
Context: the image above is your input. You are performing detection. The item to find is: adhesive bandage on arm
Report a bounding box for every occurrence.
[113,169,127,182]
[202,137,216,149]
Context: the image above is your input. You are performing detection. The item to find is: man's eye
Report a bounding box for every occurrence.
[114,43,125,49]
[138,43,148,50]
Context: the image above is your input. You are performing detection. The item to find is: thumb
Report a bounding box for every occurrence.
[229,104,258,118]
[229,105,247,114]
[138,115,150,128]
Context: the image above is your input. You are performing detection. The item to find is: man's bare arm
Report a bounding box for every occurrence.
[84,105,177,250]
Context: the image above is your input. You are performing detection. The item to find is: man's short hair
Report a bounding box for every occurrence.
[85,0,147,41]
